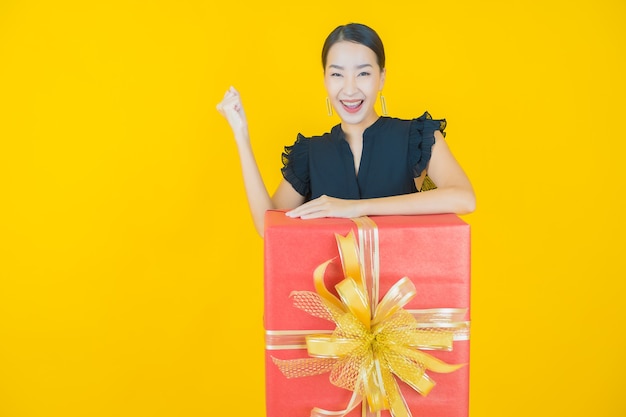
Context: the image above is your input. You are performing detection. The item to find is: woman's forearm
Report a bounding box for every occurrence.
[235,140,275,236]
[357,186,476,217]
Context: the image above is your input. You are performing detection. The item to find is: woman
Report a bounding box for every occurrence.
[217,23,475,237]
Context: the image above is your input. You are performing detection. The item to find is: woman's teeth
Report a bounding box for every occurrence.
[341,100,363,108]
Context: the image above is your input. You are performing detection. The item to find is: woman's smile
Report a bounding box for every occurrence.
[340,99,364,113]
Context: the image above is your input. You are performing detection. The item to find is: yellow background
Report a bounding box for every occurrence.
[1,0,625,416]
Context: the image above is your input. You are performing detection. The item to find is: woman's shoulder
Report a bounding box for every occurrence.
[284,125,340,160]
[380,112,446,140]
[383,111,445,125]
[409,111,447,134]
[296,124,341,142]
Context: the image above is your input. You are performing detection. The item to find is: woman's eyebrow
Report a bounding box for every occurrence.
[327,63,373,70]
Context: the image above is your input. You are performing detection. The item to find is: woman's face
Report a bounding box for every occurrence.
[324,41,386,130]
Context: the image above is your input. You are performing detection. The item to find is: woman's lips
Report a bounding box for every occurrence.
[340,100,364,114]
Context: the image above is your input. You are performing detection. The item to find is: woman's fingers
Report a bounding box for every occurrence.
[286,196,331,218]
[286,195,360,219]
[216,87,241,113]
[216,86,250,143]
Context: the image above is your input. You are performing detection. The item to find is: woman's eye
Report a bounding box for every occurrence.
[330,72,342,77]
[358,71,371,77]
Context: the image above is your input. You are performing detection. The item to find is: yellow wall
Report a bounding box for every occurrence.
[1,0,624,416]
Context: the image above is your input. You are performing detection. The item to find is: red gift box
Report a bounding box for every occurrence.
[264,211,471,417]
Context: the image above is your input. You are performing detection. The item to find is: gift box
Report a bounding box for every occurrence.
[264,211,471,417]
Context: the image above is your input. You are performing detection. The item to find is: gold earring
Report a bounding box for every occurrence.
[380,93,388,116]
[326,97,333,116]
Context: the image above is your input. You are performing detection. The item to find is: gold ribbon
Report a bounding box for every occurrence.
[270,217,468,417]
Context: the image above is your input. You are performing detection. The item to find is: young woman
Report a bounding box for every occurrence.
[217,23,475,237]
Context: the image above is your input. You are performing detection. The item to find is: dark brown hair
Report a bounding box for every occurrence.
[321,23,386,71]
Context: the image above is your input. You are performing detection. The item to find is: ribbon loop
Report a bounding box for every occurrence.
[306,335,362,358]
[335,277,371,329]
[372,276,416,326]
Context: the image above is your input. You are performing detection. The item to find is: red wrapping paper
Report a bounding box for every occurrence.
[264,211,471,417]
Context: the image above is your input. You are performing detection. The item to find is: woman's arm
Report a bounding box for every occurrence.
[285,130,475,219]
[217,87,304,236]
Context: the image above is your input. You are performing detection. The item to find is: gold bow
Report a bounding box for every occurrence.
[272,218,466,417]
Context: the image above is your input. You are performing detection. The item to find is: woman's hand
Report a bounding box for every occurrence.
[216,86,249,144]
[286,195,362,219]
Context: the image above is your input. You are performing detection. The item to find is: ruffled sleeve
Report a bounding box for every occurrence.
[281,133,310,197]
[408,111,447,178]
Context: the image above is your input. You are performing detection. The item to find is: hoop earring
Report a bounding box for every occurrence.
[326,97,333,117]
[380,93,388,116]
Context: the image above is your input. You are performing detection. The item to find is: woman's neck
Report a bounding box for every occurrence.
[340,113,380,143]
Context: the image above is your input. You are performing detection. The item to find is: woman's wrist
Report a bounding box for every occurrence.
[354,199,369,218]
[234,130,251,147]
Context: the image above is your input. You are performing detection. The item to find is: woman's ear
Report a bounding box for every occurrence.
[380,67,386,89]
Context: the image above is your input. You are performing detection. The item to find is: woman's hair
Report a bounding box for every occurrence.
[321,23,385,70]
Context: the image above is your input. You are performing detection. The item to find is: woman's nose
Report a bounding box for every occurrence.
[343,76,357,95]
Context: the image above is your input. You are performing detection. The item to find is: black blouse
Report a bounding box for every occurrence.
[281,112,446,201]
